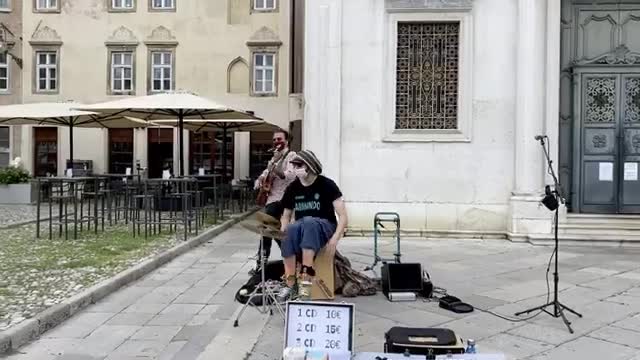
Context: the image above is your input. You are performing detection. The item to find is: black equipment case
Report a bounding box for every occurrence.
[384,327,465,357]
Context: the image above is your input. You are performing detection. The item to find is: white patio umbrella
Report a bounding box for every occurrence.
[0,101,148,171]
[74,91,262,176]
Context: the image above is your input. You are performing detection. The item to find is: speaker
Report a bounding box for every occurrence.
[381,262,423,298]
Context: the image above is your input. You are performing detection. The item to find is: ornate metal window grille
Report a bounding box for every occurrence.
[395,22,460,130]
[585,77,615,123]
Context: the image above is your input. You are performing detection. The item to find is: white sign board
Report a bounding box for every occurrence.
[284,301,355,353]
[624,162,638,181]
[599,162,613,181]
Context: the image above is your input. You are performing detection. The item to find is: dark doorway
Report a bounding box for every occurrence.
[34,127,58,177]
[109,129,134,174]
[147,128,174,178]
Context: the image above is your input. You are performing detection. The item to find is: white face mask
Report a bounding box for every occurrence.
[294,168,307,180]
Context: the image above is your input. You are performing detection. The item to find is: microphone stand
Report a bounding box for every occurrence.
[514,136,582,333]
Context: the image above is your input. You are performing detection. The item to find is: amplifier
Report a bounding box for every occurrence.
[381,262,423,298]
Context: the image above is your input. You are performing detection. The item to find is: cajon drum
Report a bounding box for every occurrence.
[311,247,335,300]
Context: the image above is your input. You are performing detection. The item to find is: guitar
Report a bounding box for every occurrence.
[256,149,289,206]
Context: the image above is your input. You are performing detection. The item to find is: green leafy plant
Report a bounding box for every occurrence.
[0,166,31,185]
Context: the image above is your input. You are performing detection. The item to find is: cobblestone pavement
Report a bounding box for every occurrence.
[6,226,640,360]
[5,225,260,360]
[0,205,58,228]
[250,237,640,360]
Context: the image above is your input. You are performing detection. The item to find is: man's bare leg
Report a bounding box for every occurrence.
[302,249,316,267]
[283,256,297,287]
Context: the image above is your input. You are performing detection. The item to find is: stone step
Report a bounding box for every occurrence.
[565,214,640,226]
[528,233,640,247]
[558,224,640,235]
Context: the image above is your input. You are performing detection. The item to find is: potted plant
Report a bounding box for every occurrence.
[0,158,36,204]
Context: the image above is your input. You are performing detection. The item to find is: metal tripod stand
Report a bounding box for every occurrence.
[514,135,582,333]
[233,226,285,327]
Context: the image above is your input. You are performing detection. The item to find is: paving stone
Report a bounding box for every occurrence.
[580,276,639,294]
[479,280,573,303]
[198,305,221,315]
[121,303,168,314]
[169,320,226,359]
[134,287,187,304]
[156,341,187,360]
[147,312,196,326]
[105,312,155,326]
[173,287,220,304]
[380,308,453,328]
[160,304,205,315]
[43,312,115,339]
[612,313,640,332]
[587,325,640,349]
[506,323,577,346]
[532,336,637,360]
[79,325,141,356]
[108,340,168,358]
[131,326,182,342]
[55,354,102,360]
[479,333,554,359]
[616,271,640,281]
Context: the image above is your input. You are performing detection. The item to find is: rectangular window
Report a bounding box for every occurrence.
[0,53,9,92]
[0,126,9,168]
[36,51,57,92]
[0,0,10,11]
[253,53,275,94]
[253,0,275,10]
[111,0,134,10]
[395,22,460,130]
[111,52,134,93]
[151,0,174,9]
[35,0,58,11]
[150,51,173,92]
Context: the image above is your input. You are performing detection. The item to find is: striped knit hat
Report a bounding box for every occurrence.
[293,150,322,175]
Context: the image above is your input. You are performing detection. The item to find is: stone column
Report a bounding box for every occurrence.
[509,0,551,238]
[514,0,546,194]
[303,0,342,182]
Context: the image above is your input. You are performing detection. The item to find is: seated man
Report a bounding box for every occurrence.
[277,150,348,302]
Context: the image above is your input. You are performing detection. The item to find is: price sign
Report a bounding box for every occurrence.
[284,301,355,353]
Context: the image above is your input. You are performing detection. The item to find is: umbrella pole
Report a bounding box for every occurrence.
[178,111,184,176]
[222,127,228,184]
[69,122,74,176]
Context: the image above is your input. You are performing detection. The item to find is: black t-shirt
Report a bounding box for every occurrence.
[281,175,343,224]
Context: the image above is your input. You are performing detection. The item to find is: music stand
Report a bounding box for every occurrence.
[514,136,582,333]
[233,224,285,327]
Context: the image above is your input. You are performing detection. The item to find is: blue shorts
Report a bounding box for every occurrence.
[281,217,336,258]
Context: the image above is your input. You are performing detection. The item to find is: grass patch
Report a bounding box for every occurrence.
[0,222,188,329]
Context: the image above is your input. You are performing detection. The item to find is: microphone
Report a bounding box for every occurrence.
[534,135,547,141]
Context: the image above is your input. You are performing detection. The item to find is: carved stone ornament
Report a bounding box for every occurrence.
[575,45,640,66]
[29,25,62,45]
[105,26,139,46]
[145,25,178,46]
[246,26,282,47]
[385,0,473,11]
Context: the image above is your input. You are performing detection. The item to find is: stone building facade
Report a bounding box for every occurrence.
[5,0,303,178]
[303,0,640,242]
[0,0,22,166]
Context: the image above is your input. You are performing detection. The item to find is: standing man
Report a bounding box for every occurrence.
[276,150,348,301]
[251,129,297,274]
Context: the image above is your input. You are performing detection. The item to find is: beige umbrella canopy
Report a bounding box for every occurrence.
[75,91,262,176]
[0,101,148,169]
